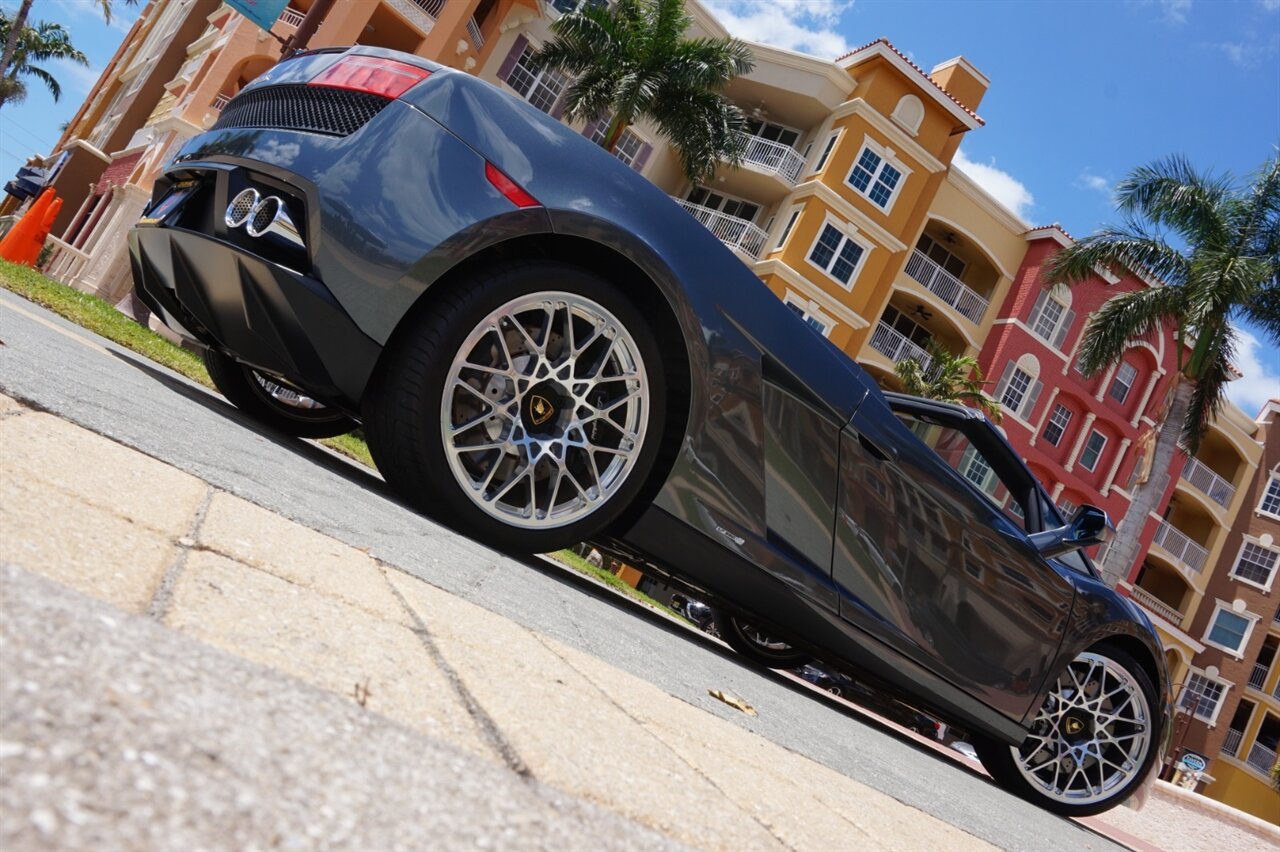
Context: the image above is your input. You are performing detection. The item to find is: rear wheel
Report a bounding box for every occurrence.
[203,349,356,439]
[976,648,1159,816]
[714,610,812,669]
[365,261,666,552]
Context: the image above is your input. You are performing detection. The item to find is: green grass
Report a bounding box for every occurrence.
[0,260,373,466]
[2,261,666,604]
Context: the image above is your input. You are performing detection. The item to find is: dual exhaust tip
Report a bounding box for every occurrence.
[225,188,303,248]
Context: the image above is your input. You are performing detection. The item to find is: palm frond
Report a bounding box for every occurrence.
[1044,226,1190,287]
[24,63,58,100]
[1076,286,1185,376]
[1181,325,1236,453]
[1114,154,1231,247]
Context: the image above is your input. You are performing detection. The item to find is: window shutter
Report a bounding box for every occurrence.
[1028,290,1048,328]
[582,117,601,140]
[1023,380,1043,419]
[549,93,568,120]
[1053,309,1075,350]
[631,142,652,174]
[497,34,529,83]
[994,361,1015,401]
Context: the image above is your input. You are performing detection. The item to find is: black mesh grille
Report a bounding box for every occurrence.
[212,85,390,137]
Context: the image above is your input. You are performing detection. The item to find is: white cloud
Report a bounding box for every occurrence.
[1077,170,1111,196]
[1216,37,1280,68]
[49,59,103,99]
[1227,327,1280,415]
[48,0,141,34]
[701,1,853,58]
[1159,0,1192,24]
[952,149,1035,221]
[1260,0,1280,12]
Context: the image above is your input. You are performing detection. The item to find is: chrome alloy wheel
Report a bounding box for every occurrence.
[1012,652,1152,807]
[441,292,649,529]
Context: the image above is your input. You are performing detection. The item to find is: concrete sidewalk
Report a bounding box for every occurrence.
[0,391,996,850]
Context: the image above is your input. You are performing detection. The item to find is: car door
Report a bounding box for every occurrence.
[833,397,1075,719]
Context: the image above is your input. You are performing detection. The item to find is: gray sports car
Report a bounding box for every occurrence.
[129,47,1171,816]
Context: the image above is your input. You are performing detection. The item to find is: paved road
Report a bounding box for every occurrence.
[0,290,1120,851]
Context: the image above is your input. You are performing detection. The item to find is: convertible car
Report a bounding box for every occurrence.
[128,47,1170,816]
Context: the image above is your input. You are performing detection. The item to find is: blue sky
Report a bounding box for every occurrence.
[2,0,1278,411]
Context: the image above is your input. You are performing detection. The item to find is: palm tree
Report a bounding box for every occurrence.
[531,0,754,183]
[1046,153,1280,588]
[0,15,88,107]
[895,338,1003,422]
[0,0,129,92]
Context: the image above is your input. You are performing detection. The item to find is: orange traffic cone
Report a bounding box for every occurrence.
[21,196,63,266]
[0,187,55,264]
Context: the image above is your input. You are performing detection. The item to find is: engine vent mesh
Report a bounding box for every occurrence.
[212,85,390,137]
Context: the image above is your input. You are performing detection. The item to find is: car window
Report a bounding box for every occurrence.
[897,413,1028,530]
[1040,494,1095,575]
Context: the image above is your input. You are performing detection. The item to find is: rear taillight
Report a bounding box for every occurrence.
[485,163,540,209]
[309,56,431,99]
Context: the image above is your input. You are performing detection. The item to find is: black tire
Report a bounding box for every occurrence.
[203,349,357,439]
[364,260,668,552]
[975,647,1160,817]
[713,609,812,669]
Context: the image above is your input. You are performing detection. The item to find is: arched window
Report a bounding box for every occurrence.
[891,94,924,135]
[995,354,1043,421]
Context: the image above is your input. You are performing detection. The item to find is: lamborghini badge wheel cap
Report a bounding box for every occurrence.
[1012,651,1152,807]
[441,292,649,529]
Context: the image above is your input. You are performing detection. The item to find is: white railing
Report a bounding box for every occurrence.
[410,0,446,15]
[43,235,91,284]
[673,198,768,259]
[734,131,805,185]
[869,323,933,373]
[466,16,484,48]
[211,93,230,111]
[1249,663,1270,691]
[1221,728,1244,757]
[1151,518,1209,574]
[903,249,989,324]
[1245,742,1277,774]
[279,7,305,27]
[1128,585,1183,627]
[1180,457,1236,508]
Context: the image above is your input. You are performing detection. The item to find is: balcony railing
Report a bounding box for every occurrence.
[279,7,305,27]
[1245,742,1278,774]
[1250,662,1271,690]
[903,249,990,324]
[1151,518,1209,573]
[1129,585,1183,627]
[409,0,445,14]
[869,323,933,373]
[734,131,806,185]
[1180,457,1236,509]
[210,93,231,111]
[466,16,484,48]
[673,198,768,259]
[1221,728,1244,757]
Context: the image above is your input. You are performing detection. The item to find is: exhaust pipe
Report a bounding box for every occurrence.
[225,188,304,249]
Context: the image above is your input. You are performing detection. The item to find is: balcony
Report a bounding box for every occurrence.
[1245,742,1278,774]
[1221,728,1244,757]
[902,249,990,324]
[1180,457,1236,509]
[736,131,806,184]
[279,7,305,27]
[674,199,768,261]
[1128,585,1184,627]
[868,323,933,373]
[466,16,485,48]
[388,0,443,33]
[210,93,230,111]
[1151,518,1209,574]
[1250,663,1270,691]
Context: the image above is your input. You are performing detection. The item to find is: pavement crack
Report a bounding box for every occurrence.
[145,486,216,622]
[379,566,533,781]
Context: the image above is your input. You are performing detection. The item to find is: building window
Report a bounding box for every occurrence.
[784,299,832,337]
[1109,362,1139,404]
[686,187,759,223]
[587,123,647,169]
[1260,475,1280,517]
[916,233,967,279]
[1232,540,1280,589]
[806,221,867,288]
[813,131,839,173]
[1000,368,1032,413]
[1028,290,1074,350]
[774,209,800,252]
[1043,403,1073,446]
[961,447,996,493]
[744,117,800,150]
[1204,604,1254,655]
[1179,672,1227,723]
[1057,497,1078,519]
[503,44,568,113]
[1079,430,1107,472]
[847,145,904,210]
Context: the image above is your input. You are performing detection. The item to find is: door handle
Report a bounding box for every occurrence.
[858,432,896,462]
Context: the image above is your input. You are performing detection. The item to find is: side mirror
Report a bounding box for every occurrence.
[1031,505,1115,558]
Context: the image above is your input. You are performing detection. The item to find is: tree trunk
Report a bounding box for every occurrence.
[0,0,35,86]
[1098,375,1194,588]
[602,114,629,153]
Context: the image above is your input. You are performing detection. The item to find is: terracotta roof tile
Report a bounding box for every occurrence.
[836,37,985,126]
[1026,223,1078,241]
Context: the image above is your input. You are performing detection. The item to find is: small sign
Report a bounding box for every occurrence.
[1179,753,1207,773]
[226,0,290,33]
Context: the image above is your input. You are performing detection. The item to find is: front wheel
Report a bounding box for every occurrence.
[976,648,1160,817]
[203,350,357,439]
[365,261,667,552]
[713,610,812,669]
